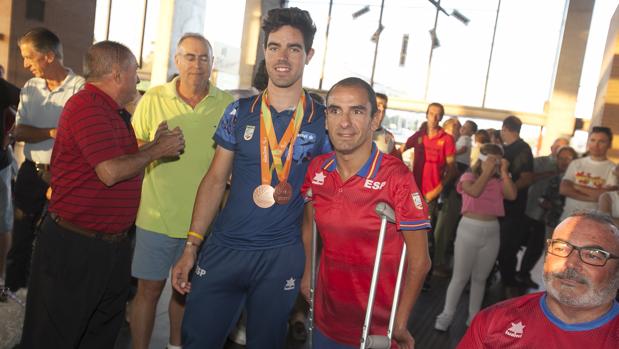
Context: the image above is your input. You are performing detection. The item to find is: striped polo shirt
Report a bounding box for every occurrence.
[49,83,142,234]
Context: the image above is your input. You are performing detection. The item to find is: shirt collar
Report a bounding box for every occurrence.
[321,143,384,180]
[164,76,220,102]
[84,83,121,110]
[38,68,76,93]
[540,293,619,331]
[426,127,446,138]
[250,90,316,123]
[53,69,76,92]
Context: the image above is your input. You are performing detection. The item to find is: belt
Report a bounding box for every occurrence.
[49,212,128,243]
[25,159,50,172]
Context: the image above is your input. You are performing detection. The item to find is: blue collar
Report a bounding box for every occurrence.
[249,90,316,123]
[321,143,384,180]
[540,293,619,331]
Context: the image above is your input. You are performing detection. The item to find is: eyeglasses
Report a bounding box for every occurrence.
[546,239,619,267]
[181,53,211,64]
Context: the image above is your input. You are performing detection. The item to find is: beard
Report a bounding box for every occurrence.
[543,267,619,308]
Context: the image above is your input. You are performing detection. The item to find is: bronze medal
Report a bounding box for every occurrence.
[253,184,275,208]
[273,181,293,205]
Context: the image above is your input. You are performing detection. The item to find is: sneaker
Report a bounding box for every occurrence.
[229,324,246,345]
[290,320,308,342]
[434,313,454,332]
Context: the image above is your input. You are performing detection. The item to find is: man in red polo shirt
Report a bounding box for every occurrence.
[402,102,456,289]
[20,41,185,349]
[301,77,431,348]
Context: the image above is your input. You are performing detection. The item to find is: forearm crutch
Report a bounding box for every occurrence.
[307,203,404,349]
[360,202,406,349]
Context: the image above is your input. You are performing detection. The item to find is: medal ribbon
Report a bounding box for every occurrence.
[259,91,306,185]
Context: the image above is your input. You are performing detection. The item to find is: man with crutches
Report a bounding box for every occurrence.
[300,77,431,348]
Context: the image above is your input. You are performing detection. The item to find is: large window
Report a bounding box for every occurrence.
[575,0,619,119]
[484,0,566,113]
[288,0,568,114]
[94,0,243,88]
[93,0,161,73]
[204,0,246,90]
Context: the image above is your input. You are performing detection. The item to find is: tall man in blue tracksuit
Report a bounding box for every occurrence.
[172,7,328,349]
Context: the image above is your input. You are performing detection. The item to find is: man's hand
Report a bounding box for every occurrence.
[392,326,415,349]
[424,184,442,203]
[153,121,170,142]
[150,126,185,160]
[172,248,197,295]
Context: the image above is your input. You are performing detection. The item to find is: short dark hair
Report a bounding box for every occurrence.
[556,145,578,159]
[590,126,613,144]
[326,77,378,117]
[502,115,522,133]
[465,120,478,133]
[252,59,269,90]
[376,92,388,104]
[84,41,135,81]
[426,102,444,118]
[18,27,63,60]
[475,129,490,144]
[493,129,502,143]
[262,7,316,54]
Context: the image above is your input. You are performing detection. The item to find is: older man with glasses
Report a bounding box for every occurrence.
[129,33,233,349]
[458,210,619,348]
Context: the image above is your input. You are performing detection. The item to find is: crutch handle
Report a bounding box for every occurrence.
[375,202,396,223]
[366,335,391,349]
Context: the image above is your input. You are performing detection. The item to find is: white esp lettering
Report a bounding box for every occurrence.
[364,179,387,190]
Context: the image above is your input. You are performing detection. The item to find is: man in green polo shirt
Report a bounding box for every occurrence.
[129,33,234,349]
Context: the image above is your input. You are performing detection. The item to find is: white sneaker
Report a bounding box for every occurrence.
[434,313,454,332]
[229,324,247,345]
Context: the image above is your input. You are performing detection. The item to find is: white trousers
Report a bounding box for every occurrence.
[440,216,500,321]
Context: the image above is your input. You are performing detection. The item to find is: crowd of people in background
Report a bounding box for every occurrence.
[0,5,618,349]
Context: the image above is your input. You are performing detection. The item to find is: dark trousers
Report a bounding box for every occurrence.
[518,216,546,277]
[183,243,304,349]
[5,160,48,291]
[498,210,525,286]
[20,216,131,349]
[425,200,439,282]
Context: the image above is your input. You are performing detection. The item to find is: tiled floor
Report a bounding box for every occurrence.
[113,250,544,349]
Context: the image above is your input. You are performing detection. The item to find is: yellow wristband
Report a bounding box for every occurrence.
[187,231,204,241]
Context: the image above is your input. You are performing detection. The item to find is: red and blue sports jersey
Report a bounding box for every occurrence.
[301,145,431,347]
[404,128,455,197]
[458,292,619,349]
